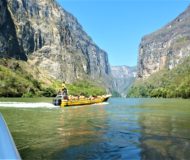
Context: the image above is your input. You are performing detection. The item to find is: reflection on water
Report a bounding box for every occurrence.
[53,99,142,160]
[138,99,190,160]
[0,98,190,159]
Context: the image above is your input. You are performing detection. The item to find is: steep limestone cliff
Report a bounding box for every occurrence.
[111,66,136,96]
[138,6,190,79]
[0,0,27,60]
[0,0,111,85]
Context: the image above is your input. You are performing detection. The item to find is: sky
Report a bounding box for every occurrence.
[57,0,190,66]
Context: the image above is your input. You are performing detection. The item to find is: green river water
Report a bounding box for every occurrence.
[0,98,190,160]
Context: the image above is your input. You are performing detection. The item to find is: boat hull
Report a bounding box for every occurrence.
[60,95,110,107]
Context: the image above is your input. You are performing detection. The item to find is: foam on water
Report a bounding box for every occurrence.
[0,101,109,109]
[92,102,109,105]
[0,102,58,109]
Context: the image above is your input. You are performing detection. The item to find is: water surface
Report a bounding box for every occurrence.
[0,98,190,160]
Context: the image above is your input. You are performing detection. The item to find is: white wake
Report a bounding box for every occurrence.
[92,102,109,105]
[0,102,58,109]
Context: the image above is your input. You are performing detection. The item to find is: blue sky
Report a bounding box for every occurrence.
[57,0,189,66]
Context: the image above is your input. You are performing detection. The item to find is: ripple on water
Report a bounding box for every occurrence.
[0,98,190,160]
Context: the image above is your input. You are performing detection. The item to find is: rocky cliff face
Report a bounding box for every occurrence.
[0,0,111,84]
[111,66,136,96]
[0,0,27,60]
[138,6,190,79]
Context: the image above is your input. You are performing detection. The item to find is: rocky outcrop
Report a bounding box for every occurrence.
[138,5,190,79]
[111,66,136,96]
[0,0,111,85]
[0,0,27,60]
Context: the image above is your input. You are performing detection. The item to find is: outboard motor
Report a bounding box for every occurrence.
[53,95,63,106]
[53,98,62,106]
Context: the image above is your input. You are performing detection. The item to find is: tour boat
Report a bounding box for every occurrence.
[53,94,111,107]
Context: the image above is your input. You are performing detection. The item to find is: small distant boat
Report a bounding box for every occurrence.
[53,94,111,107]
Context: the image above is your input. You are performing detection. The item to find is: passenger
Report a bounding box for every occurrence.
[61,81,66,90]
[79,95,85,99]
[68,95,72,100]
[89,96,94,100]
[60,81,68,100]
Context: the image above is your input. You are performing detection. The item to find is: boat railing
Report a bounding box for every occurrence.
[0,113,21,160]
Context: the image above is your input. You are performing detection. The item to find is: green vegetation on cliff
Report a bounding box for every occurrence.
[0,59,43,97]
[127,56,190,98]
[67,81,106,97]
[0,59,107,97]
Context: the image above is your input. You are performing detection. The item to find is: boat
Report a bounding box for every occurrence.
[0,113,21,160]
[53,82,111,107]
[53,94,111,107]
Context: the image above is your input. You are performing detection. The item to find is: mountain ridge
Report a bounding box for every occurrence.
[111,65,136,96]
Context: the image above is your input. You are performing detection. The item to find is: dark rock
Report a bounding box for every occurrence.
[0,0,27,60]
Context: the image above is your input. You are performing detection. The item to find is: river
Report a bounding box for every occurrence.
[0,98,190,160]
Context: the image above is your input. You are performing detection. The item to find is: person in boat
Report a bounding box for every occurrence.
[61,81,66,89]
[60,81,68,100]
